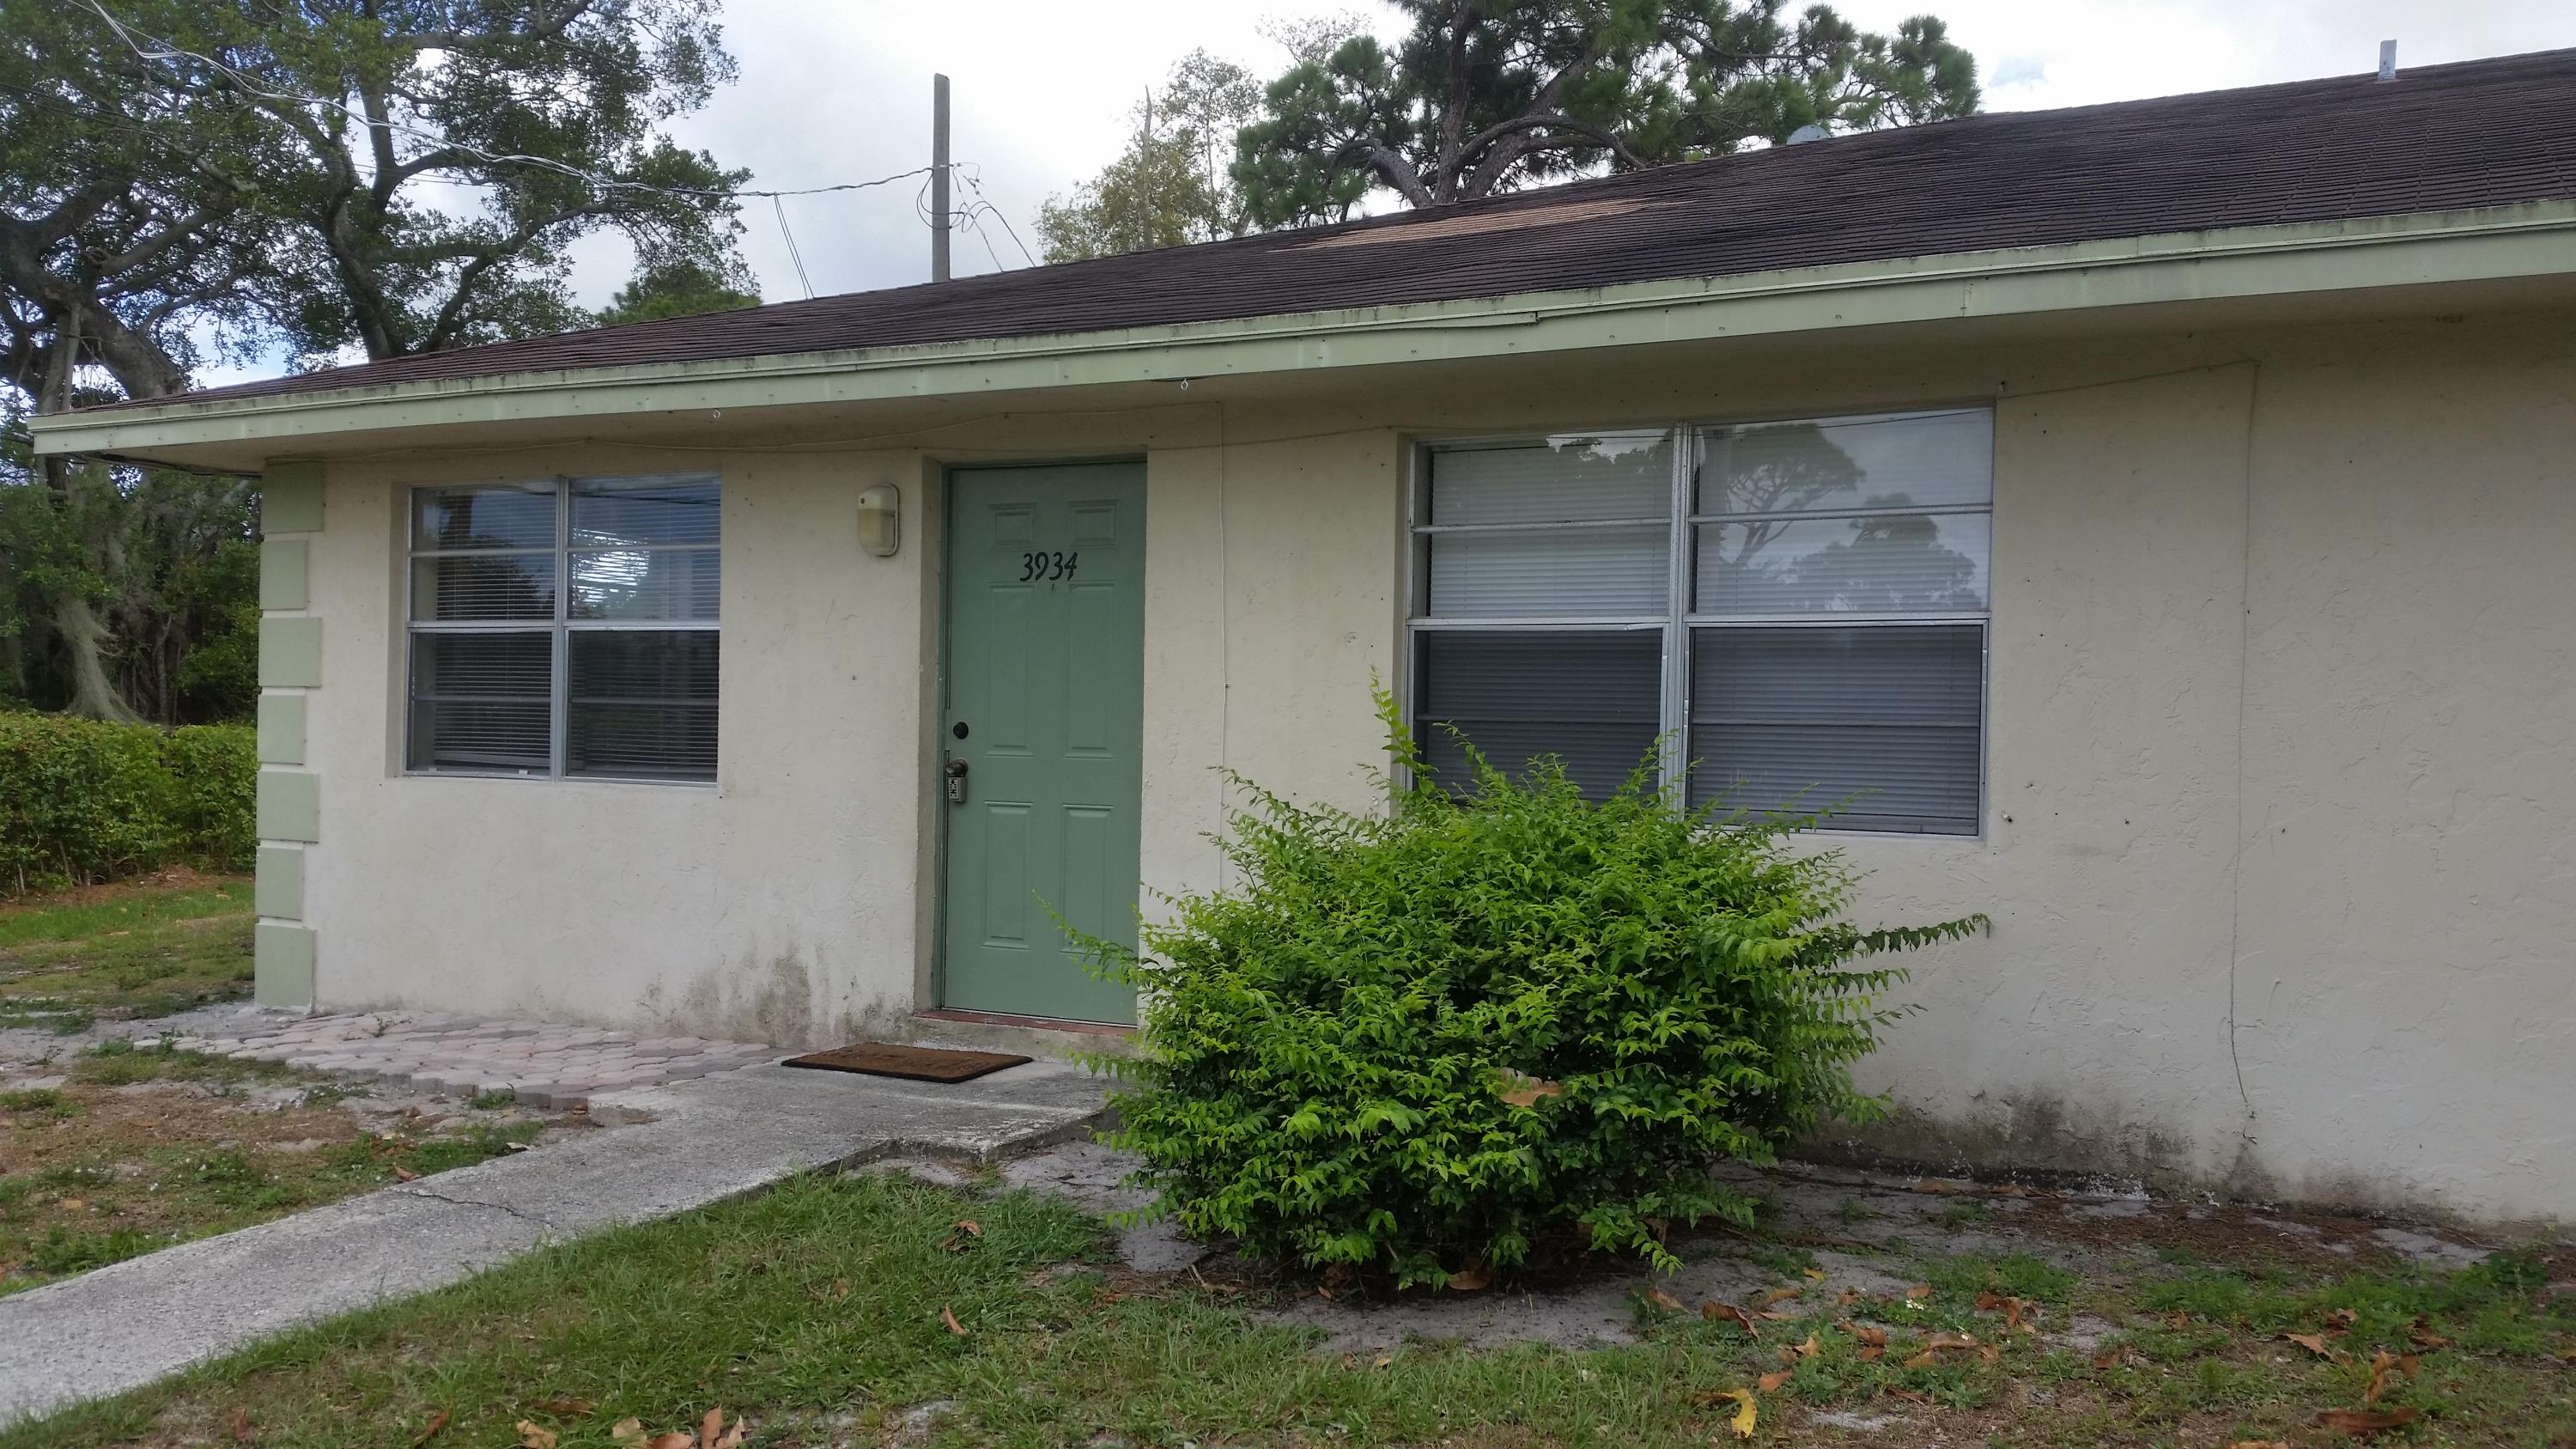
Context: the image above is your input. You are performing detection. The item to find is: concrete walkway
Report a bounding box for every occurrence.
[0,1057,1109,1427]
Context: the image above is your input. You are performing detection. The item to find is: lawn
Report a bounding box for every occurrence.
[0,874,574,1294]
[7,1166,2569,1448]
[0,870,254,1031]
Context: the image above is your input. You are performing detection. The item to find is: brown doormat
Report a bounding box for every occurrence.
[781,1041,1032,1083]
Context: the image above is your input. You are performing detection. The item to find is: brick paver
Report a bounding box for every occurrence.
[166,1010,780,1109]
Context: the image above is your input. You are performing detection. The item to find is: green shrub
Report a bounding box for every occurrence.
[0,713,254,895]
[1089,691,1985,1288]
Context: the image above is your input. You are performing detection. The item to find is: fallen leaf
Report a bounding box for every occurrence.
[2227,1441,2291,1449]
[1859,1345,1885,1361]
[1840,1322,1888,1349]
[641,1437,693,1449]
[392,1165,420,1182]
[1906,1283,1935,1305]
[1702,1300,1760,1336]
[1372,1355,1391,1369]
[2280,1332,2346,1362]
[532,1398,594,1417]
[2406,1320,2451,1351]
[409,1409,450,1447]
[230,1407,253,1442]
[610,1420,642,1446]
[1646,1288,1686,1313]
[1711,1388,1757,1440]
[940,1306,968,1336]
[1885,1387,1934,1405]
[941,1220,983,1251]
[1803,1267,1827,1282]
[1447,1262,1492,1292]
[699,1408,723,1448]
[1986,1183,2035,1197]
[1912,1180,1958,1195]
[1756,1287,1802,1308]
[58,1197,84,1212]
[1975,1292,2005,1311]
[1904,1351,1937,1368]
[813,1277,850,1303]
[515,1423,558,1449]
[2325,1308,2359,1332]
[2364,1350,2396,1404]
[1756,1309,1795,1321]
[1758,1370,1794,1392]
[704,1409,746,1449]
[2313,1407,2421,1436]
[1924,1331,1980,1352]
[1790,1333,1822,1360]
[2168,1309,2193,1329]
[2093,1346,2133,1371]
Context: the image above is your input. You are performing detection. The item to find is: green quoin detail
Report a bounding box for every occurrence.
[939,462,1145,1026]
[262,461,325,533]
[255,923,315,1007]
[257,770,320,843]
[256,693,306,764]
[256,845,305,920]
[259,539,309,611]
[258,617,323,688]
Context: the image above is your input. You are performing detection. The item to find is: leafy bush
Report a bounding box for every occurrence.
[1090,691,1985,1287]
[0,712,254,895]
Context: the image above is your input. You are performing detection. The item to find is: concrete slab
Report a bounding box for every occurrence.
[0,1060,1108,1427]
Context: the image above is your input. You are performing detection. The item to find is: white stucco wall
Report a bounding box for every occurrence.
[288,310,2575,1225]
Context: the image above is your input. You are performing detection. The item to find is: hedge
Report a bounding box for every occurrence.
[0,712,256,896]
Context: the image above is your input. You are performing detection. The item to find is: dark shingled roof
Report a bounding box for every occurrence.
[147,47,2576,410]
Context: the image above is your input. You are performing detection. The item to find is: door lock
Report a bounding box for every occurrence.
[944,757,969,803]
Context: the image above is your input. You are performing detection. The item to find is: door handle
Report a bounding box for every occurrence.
[944,757,969,804]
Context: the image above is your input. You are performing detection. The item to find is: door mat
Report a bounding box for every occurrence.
[781,1042,1032,1083]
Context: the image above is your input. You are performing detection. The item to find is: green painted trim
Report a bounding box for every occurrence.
[254,922,315,1008]
[255,845,305,920]
[256,693,306,764]
[257,769,320,843]
[262,461,325,532]
[259,539,309,611]
[27,201,2576,461]
[258,617,323,687]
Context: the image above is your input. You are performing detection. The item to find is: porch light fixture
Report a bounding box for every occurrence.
[856,483,901,557]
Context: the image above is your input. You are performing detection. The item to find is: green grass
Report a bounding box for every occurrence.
[0,875,252,1026]
[9,1169,2567,1448]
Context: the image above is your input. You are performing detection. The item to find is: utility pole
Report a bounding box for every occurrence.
[931,73,951,283]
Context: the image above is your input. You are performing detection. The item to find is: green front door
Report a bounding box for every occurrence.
[939,463,1146,1024]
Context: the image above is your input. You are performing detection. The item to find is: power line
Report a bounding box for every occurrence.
[74,0,947,204]
[771,196,814,299]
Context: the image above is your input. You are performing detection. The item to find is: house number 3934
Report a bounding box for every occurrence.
[1018,551,1078,581]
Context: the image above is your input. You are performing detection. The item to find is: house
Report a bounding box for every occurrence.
[33,50,2576,1227]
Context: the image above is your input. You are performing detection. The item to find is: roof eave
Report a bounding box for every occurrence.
[30,200,2576,462]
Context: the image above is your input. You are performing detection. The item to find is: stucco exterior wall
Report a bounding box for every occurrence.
[282,311,2575,1226]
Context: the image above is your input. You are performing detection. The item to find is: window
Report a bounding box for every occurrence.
[1411,410,1990,834]
[407,475,720,782]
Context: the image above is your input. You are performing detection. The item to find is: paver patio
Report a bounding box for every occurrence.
[164,1008,780,1107]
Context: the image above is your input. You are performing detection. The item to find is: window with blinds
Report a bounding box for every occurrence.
[1412,411,1990,835]
[407,475,720,782]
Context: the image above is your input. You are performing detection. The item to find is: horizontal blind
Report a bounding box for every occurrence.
[1698,410,1992,516]
[1424,435,1673,619]
[1686,624,1984,833]
[1694,513,1990,616]
[407,475,720,782]
[1413,630,1662,799]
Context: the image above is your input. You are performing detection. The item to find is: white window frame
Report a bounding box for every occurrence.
[403,472,721,783]
[1403,409,1991,837]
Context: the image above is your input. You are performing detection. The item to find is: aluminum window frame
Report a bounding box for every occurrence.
[1405,409,1992,837]
[403,472,722,783]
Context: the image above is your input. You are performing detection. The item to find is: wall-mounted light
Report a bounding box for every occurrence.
[856,483,901,557]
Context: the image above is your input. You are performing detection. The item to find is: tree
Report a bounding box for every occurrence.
[0,0,751,719]
[1233,0,1979,228]
[1035,50,1262,263]
[593,258,762,326]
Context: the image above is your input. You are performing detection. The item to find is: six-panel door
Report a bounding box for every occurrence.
[939,463,1146,1024]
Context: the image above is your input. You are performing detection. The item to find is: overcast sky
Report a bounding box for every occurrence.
[203,0,2576,386]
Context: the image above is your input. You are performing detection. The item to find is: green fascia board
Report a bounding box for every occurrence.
[256,693,307,764]
[263,461,325,532]
[255,922,315,1007]
[258,617,323,687]
[260,539,309,611]
[258,769,321,843]
[27,201,2576,461]
[256,844,305,920]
